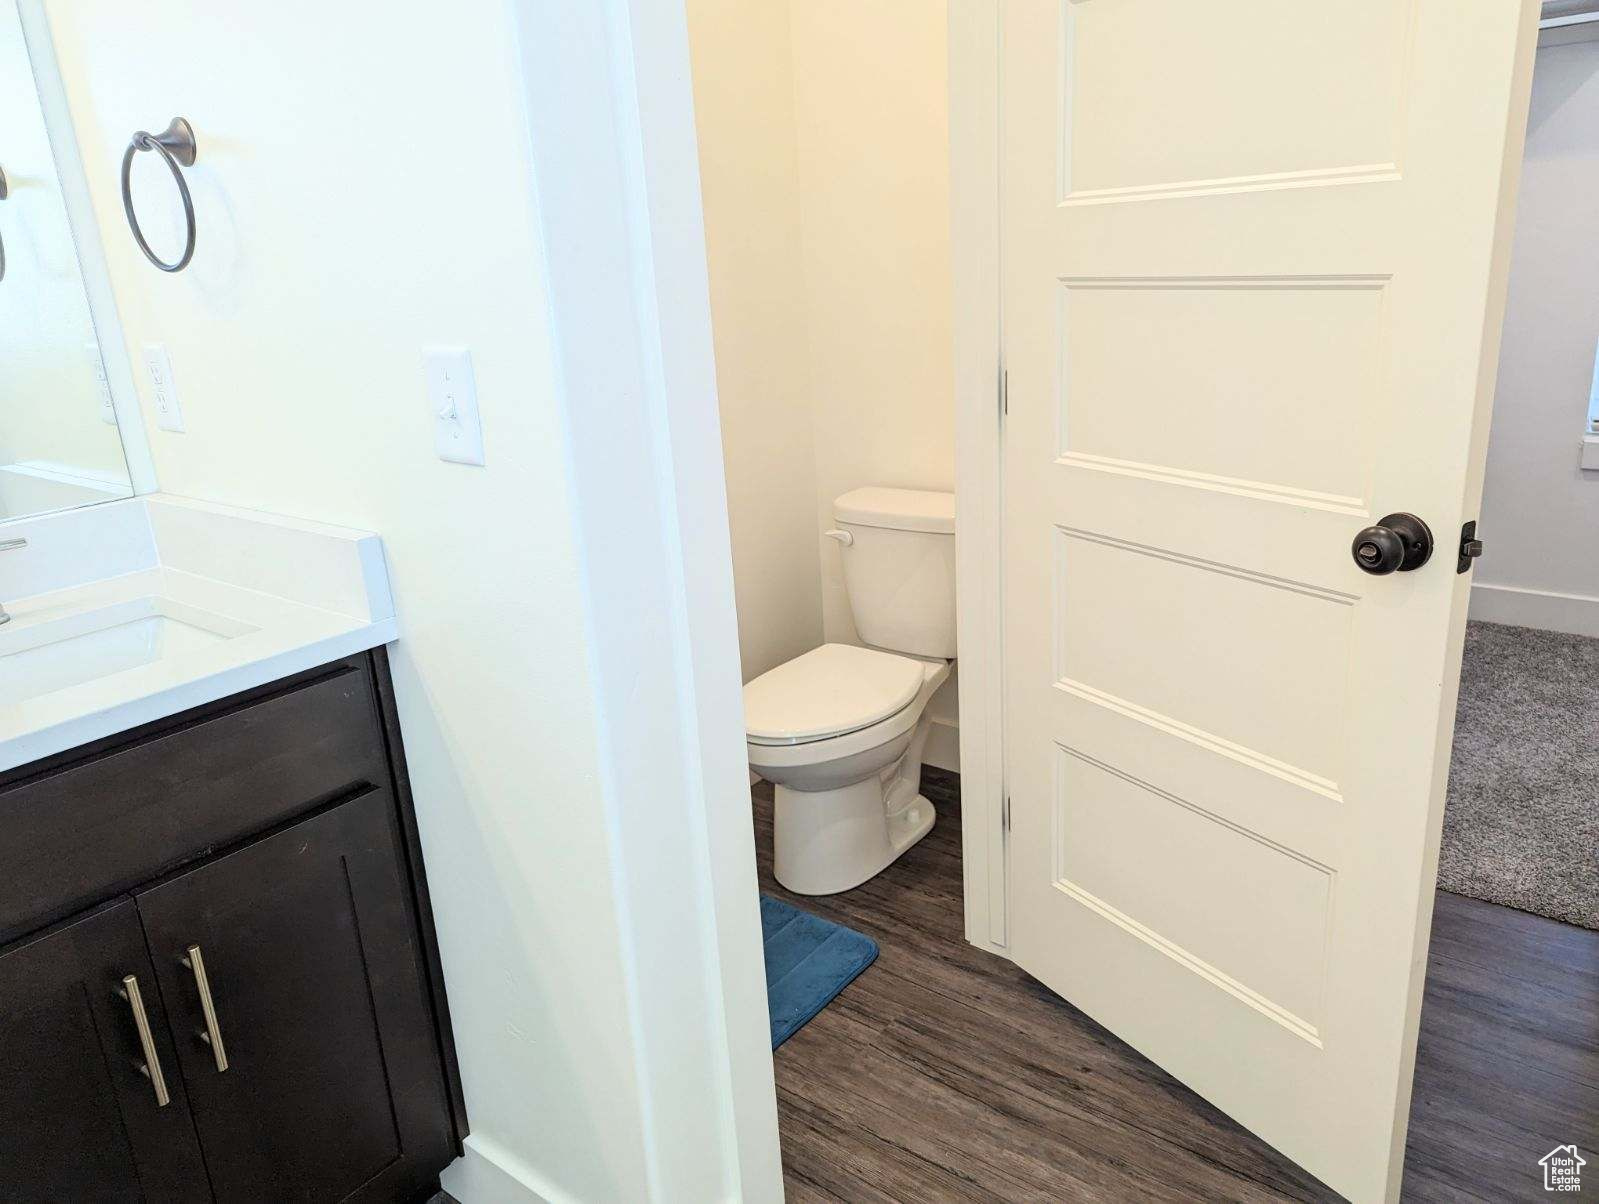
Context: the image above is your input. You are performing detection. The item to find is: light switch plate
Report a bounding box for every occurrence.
[425,347,484,466]
[142,343,185,433]
[1582,436,1599,472]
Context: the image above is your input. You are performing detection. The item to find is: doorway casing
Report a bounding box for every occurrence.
[950,0,1009,957]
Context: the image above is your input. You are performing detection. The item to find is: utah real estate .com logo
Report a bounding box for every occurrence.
[1541,1145,1585,1193]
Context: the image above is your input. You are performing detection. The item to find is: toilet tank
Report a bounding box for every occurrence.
[832,487,956,659]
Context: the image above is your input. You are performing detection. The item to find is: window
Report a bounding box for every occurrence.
[1589,336,1599,436]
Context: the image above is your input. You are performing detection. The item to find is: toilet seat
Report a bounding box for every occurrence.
[744,643,923,746]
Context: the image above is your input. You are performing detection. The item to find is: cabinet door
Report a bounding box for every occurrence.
[0,900,211,1203]
[135,789,453,1204]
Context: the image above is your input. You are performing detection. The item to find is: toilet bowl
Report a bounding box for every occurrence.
[744,486,956,895]
[747,644,950,895]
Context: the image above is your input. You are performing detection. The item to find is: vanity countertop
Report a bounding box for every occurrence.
[0,494,396,774]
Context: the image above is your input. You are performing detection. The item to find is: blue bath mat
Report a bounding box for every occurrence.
[760,895,878,1049]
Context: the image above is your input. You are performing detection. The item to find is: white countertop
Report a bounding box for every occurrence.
[0,494,397,774]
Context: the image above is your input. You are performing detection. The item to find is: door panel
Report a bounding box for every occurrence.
[1053,747,1333,1036]
[1061,1,1409,198]
[1002,2,1539,1200]
[1054,527,1354,783]
[135,789,452,1204]
[1057,278,1384,505]
[0,900,211,1203]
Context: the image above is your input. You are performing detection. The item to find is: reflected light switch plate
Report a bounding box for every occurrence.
[425,347,485,467]
[88,344,116,425]
[142,344,185,433]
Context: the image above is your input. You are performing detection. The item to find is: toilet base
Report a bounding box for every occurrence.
[773,779,936,897]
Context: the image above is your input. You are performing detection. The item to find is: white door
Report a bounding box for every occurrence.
[1002,3,1539,1200]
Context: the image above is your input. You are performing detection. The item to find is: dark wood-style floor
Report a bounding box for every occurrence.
[755,769,1599,1203]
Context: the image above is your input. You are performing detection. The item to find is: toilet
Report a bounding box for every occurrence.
[744,487,955,895]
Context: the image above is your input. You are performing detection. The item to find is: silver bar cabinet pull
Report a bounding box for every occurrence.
[119,975,171,1107]
[182,944,228,1072]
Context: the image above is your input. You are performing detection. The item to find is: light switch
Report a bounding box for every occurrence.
[425,347,484,466]
[87,344,116,425]
[142,343,185,433]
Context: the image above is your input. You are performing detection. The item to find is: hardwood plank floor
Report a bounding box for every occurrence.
[755,769,1599,1203]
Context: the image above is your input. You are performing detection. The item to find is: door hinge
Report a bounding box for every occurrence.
[1000,368,1008,419]
[1002,793,1011,834]
[1457,520,1484,574]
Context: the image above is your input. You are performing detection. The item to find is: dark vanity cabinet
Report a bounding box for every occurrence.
[0,899,209,1201]
[0,651,466,1203]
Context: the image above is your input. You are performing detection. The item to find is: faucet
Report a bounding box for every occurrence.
[0,538,26,626]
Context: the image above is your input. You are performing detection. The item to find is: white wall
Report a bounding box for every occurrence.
[41,2,774,1200]
[685,0,824,682]
[1473,36,1599,635]
[788,2,956,648]
[0,3,130,515]
[688,1,960,764]
[790,1,958,758]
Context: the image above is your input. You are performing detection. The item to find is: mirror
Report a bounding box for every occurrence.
[0,2,135,522]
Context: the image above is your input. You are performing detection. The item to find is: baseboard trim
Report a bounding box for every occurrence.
[1469,582,1599,638]
[924,716,961,773]
[440,1135,564,1204]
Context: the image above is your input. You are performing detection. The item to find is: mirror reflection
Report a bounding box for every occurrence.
[0,4,133,522]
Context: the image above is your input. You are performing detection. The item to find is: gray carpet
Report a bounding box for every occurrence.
[1439,620,1599,930]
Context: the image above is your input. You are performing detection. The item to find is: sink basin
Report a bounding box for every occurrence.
[0,494,398,773]
[0,598,257,706]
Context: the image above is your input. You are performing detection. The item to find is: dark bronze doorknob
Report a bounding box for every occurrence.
[1351,513,1433,575]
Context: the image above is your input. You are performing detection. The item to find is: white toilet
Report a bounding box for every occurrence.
[744,487,955,895]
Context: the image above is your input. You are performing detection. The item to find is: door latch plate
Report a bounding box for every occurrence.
[1457,520,1484,574]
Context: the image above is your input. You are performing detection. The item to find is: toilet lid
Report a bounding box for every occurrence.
[744,644,924,745]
